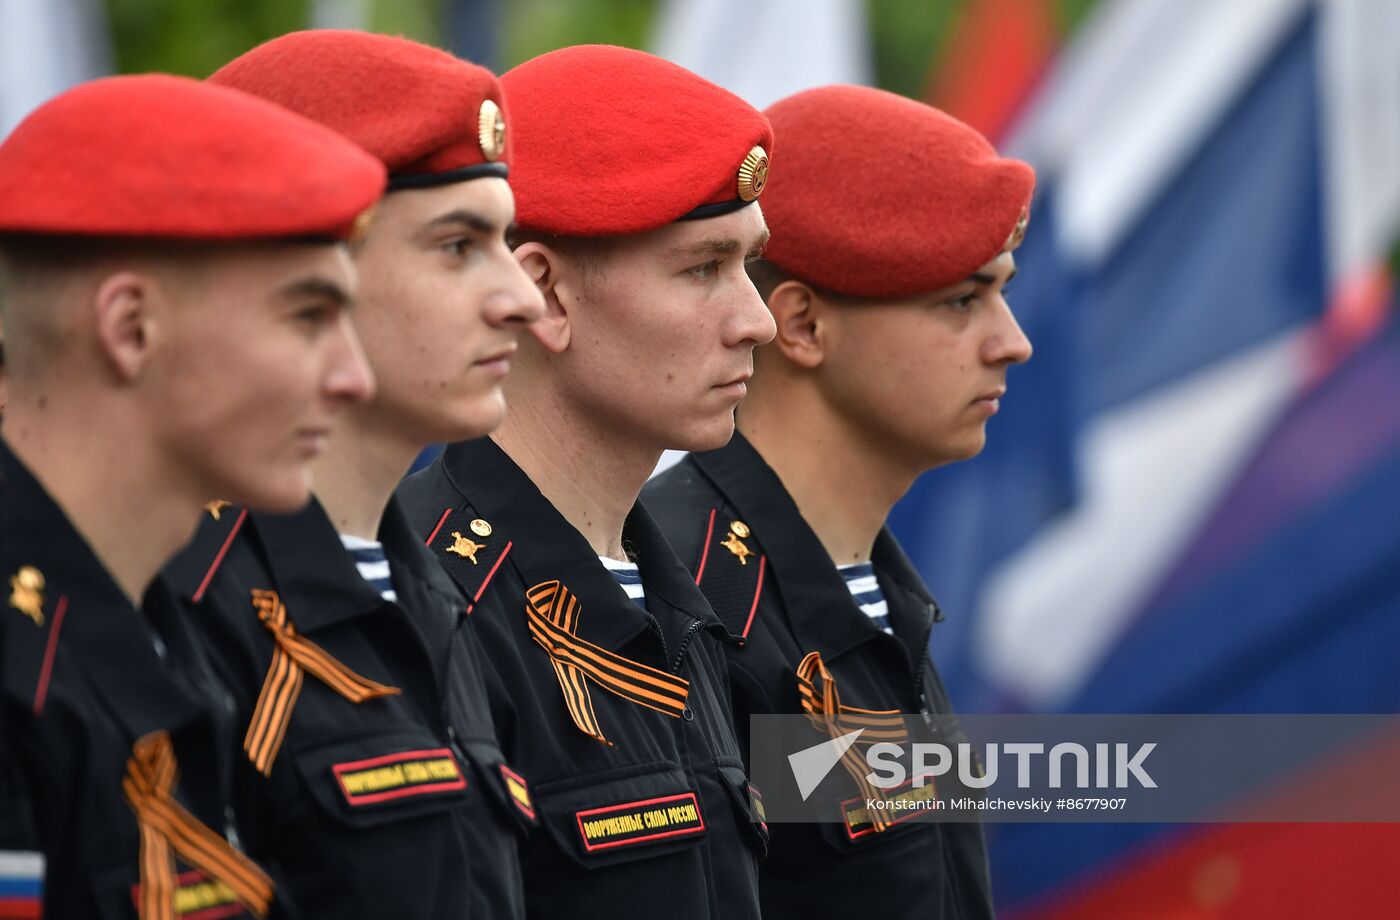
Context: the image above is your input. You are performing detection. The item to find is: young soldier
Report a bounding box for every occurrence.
[643,85,1035,920]
[396,45,775,919]
[0,74,382,919]
[162,31,543,919]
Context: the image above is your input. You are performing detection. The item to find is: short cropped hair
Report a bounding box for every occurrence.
[745,257,869,307]
[0,234,208,379]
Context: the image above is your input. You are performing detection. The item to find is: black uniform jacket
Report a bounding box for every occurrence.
[163,494,531,919]
[643,433,995,920]
[395,437,767,920]
[1,437,265,919]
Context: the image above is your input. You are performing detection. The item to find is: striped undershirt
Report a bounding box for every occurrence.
[598,555,647,610]
[340,533,397,602]
[838,562,891,634]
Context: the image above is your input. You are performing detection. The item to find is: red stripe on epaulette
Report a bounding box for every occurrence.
[424,507,452,547]
[693,509,717,584]
[32,595,69,716]
[738,556,766,641]
[192,508,247,604]
[467,540,512,613]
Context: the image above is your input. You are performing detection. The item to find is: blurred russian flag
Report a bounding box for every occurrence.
[893,0,1400,915]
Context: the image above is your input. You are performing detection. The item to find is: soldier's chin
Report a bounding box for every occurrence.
[440,389,507,444]
[233,470,316,516]
[926,428,987,469]
[668,412,738,454]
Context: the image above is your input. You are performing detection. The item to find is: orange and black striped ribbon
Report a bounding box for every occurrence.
[796,651,909,833]
[244,589,400,775]
[525,580,689,746]
[122,731,275,919]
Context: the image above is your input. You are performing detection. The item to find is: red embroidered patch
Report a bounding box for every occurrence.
[130,868,246,919]
[499,763,535,820]
[332,747,466,806]
[841,775,938,840]
[575,792,706,852]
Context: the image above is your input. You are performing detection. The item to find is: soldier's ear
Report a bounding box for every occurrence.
[91,270,159,382]
[767,279,825,370]
[513,242,571,354]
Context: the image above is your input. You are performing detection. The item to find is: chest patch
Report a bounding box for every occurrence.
[841,777,938,840]
[130,868,247,919]
[499,763,536,821]
[332,747,466,807]
[575,792,706,852]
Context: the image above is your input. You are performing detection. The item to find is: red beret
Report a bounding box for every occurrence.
[501,45,773,236]
[211,30,508,188]
[759,85,1034,299]
[0,74,384,241]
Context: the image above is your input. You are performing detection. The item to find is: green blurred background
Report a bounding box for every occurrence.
[103,0,1099,97]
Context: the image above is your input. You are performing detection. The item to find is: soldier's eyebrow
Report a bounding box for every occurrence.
[674,237,741,258]
[968,267,1018,286]
[672,227,772,260]
[425,208,499,235]
[279,276,351,306]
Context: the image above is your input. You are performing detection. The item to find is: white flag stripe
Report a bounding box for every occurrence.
[976,330,1308,705]
[0,849,42,877]
[1006,0,1309,266]
[653,0,872,110]
[1318,0,1400,284]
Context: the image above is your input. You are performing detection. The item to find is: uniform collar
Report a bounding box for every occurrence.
[689,431,931,661]
[249,494,462,634]
[439,437,723,652]
[1,436,208,737]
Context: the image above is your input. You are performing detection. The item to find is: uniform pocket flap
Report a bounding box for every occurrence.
[535,763,708,868]
[293,730,468,828]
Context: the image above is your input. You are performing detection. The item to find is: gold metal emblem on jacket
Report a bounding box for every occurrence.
[205,499,231,521]
[9,566,45,626]
[721,530,753,565]
[737,146,769,201]
[447,532,486,564]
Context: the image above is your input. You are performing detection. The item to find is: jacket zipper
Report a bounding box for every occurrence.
[671,619,706,675]
[911,601,941,717]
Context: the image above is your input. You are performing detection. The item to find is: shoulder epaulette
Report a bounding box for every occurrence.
[3,563,68,716]
[423,506,512,612]
[164,502,248,603]
[691,508,767,644]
